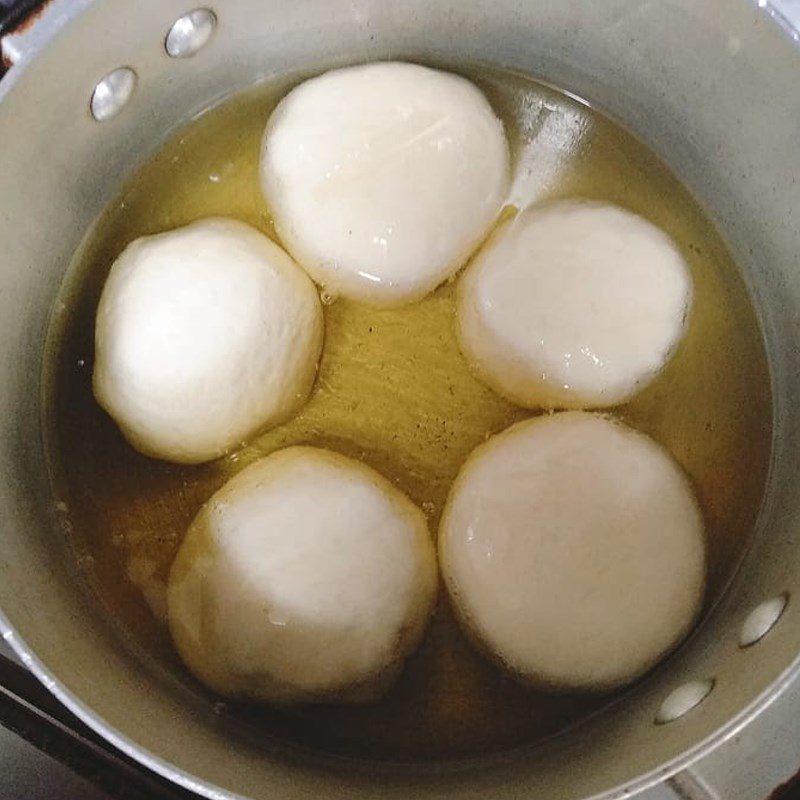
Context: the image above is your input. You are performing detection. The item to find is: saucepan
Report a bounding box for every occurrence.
[1,1,799,798]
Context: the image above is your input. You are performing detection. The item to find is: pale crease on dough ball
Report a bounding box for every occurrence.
[260,61,510,307]
[168,446,438,704]
[457,200,693,409]
[93,218,323,464]
[439,412,706,692]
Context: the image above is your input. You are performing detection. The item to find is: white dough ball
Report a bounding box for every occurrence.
[439,412,705,692]
[167,446,438,704]
[93,218,323,464]
[457,201,692,408]
[260,61,510,307]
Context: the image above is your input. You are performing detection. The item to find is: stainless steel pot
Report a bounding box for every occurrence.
[1,1,799,798]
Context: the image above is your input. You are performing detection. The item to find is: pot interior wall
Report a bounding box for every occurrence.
[0,1,799,799]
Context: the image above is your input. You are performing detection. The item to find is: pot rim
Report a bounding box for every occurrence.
[3,608,800,800]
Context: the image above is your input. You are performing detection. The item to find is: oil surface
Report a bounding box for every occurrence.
[43,65,772,761]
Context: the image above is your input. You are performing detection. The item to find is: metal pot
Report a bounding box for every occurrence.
[1,1,799,798]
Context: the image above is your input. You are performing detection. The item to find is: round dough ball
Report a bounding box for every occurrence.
[260,61,510,307]
[457,200,692,408]
[168,446,437,704]
[93,218,323,464]
[439,412,705,692]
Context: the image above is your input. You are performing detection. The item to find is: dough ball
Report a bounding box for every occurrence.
[167,446,437,704]
[457,200,692,408]
[439,412,705,692]
[93,218,323,464]
[260,61,510,307]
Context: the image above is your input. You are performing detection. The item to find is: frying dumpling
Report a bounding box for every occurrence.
[457,201,692,408]
[260,61,510,307]
[93,218,323,464]
[439,412,706,692]
[168,446,438,703]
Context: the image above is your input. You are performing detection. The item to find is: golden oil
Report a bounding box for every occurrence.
[43,65,772,760]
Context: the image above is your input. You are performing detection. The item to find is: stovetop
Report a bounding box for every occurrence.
[1,1,800,798]
[0,639,196,800]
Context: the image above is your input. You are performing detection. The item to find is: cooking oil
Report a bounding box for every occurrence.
[42,65,772,760]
